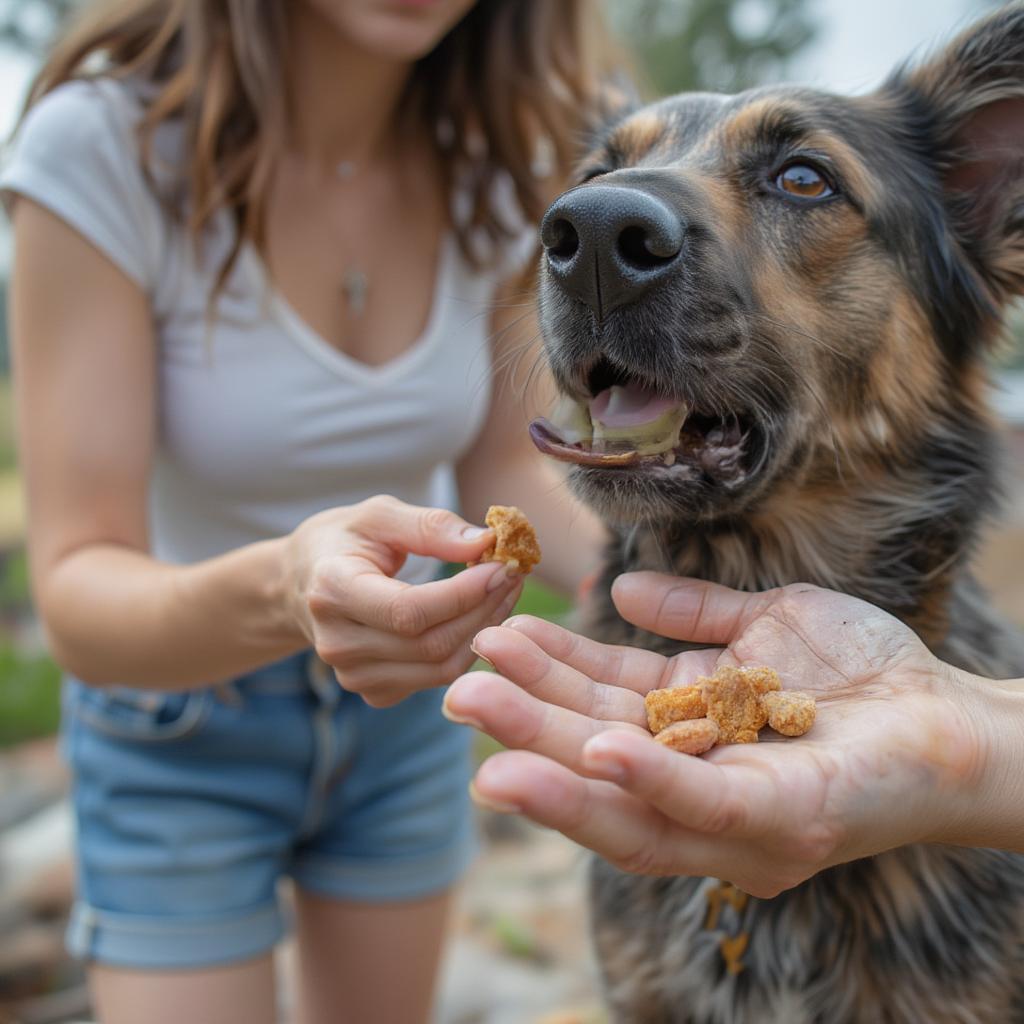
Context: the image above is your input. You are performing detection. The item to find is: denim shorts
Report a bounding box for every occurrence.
[61,652,476,969]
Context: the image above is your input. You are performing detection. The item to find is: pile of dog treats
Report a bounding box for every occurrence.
[645,665,816,754]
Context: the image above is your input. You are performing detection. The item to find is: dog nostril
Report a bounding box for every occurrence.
[545,218,580,261]
[617,225,680,271]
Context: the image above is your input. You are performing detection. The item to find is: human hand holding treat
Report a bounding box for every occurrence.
[444,573,1011,896]
[286,496,523,707]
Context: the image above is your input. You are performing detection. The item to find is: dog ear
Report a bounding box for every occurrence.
[893,6,1024,301]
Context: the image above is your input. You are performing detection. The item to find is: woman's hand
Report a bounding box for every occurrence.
[286,495,522,707]
[445,572,1002,896]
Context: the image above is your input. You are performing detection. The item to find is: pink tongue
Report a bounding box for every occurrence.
[589,384,679,427]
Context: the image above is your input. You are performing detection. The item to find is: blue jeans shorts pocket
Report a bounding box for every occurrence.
[67,681,213,743]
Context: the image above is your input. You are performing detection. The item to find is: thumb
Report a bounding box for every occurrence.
[611,572,776,645]
[355,497,494,564]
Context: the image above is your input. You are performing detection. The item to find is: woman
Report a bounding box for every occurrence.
[2,1,613,1021]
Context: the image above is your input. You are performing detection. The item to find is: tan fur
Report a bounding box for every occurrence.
[539,10,1024,1020]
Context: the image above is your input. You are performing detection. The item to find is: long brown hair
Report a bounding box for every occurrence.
[23,0,622,299]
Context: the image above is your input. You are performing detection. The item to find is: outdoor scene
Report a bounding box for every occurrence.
[0,0,1022,1022]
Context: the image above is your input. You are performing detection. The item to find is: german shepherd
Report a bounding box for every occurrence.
[529,7,1024,1021]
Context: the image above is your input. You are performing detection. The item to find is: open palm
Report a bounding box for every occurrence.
[445,573,983,897]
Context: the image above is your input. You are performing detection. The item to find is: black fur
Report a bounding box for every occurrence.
[536,7,1024,1022]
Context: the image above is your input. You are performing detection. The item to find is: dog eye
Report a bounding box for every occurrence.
[775,163,834,199]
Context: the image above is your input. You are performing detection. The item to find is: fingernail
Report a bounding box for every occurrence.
[583,737,629,783]
[469,639,494,667]
[462,525,489,540]
[442,698,484,729]
[469,780,521,814]
[486,565,511,592]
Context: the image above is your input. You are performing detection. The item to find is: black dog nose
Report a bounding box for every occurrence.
[541,184,683,318]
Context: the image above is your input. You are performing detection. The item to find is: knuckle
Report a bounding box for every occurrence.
[420,506,456,535]
[418,626,454,664]
[366,494,399,513]
[306,562,341,617]
[613,843,663,877]
[699,795,748,836]
[314,640,345,666]
[332,667,361,693]
[356,494,398,524]
[310,624,357,668]
[389,595,428,637]
[306,589,334,621]
[788,821,840,869]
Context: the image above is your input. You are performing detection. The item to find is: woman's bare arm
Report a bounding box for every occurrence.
[457,282,606,596]
[12,200,520,695]
[11,200,304,687]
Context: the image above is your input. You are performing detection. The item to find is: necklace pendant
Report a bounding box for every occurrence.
[343,267,369,317]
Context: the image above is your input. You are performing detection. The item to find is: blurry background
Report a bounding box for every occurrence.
[0,1,1021,1023]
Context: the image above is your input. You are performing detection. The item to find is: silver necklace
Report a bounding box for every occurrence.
[335,159,369,318]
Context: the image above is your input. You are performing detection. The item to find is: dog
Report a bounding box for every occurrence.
[529,7,1024,1022]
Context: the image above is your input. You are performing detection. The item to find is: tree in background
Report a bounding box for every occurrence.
[4,0,816,94]
[606,0,817,96]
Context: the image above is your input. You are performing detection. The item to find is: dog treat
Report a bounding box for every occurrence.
[644,685,706,733]
[700,666,769,743]
[735,665,782,695]
[761,690,816,737]
[474,505,541,575]
[655,718,719,755]
[645,664,815,753]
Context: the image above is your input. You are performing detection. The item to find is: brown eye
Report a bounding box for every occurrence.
[776,163,834,199]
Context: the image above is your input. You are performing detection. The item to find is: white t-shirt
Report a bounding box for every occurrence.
[1,78,531,584]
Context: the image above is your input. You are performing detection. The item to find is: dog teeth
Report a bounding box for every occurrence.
[706,426,725,445]
[664,450,676,466]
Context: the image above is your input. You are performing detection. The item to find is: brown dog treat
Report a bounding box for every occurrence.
[737,665,782,695]
[762,691,817,736]
[644,685,707,733]
[731,728,760,744]
[475,505,541,574]
[699,665,769,744]
[654,718,719,755]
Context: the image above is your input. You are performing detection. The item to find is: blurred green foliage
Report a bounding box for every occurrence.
[512,576,572,623]
[607,0,818,96]
[0,644,61,746]
[0,547,30,609]
[0,367,16,470]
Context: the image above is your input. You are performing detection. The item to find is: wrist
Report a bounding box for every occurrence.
[260,535,309,648]
[940,666,1024,851]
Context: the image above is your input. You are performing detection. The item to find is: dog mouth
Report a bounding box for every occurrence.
[529,358,756,488]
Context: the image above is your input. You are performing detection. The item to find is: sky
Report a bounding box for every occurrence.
[789,0,985,93]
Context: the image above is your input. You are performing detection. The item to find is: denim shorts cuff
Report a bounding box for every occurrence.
[66,899,286,969]
[291,829,479,904]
